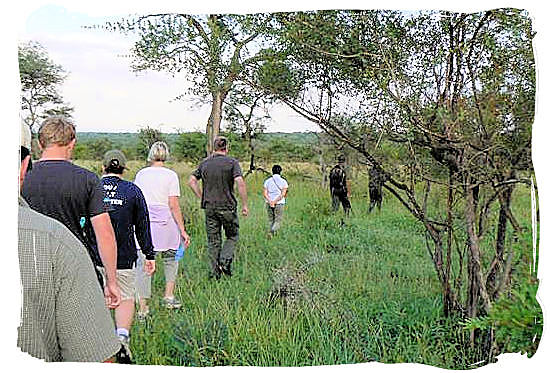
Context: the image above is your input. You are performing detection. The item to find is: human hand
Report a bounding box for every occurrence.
[242,206,249,216]
[104,281,121,309]
[144,260,156,276]
[269,201,276,208]
[181,231,191,247]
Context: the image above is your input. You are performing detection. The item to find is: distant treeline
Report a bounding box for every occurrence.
[74,131,319,164]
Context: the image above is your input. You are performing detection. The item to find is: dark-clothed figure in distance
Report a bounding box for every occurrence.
[329,154,351,217]
[368,166,384,213]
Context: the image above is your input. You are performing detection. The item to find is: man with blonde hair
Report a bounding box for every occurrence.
[188,136,248,279]
[21,116,121,308]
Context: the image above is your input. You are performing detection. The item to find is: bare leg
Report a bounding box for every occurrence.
[164,281,175,299]
[138,297,149,313]
[115,299,135,330]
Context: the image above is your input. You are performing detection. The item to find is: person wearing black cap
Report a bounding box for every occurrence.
[99,149,156,354]
[329,154,351,216]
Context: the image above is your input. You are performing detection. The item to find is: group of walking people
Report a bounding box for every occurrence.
[17,116,291,363]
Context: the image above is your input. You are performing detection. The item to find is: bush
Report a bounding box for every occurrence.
[73,138,113,160]
[173,132,207,162]
[462,276,542,357]
[137,126,165,159]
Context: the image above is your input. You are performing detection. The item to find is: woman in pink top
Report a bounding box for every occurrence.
[134,141,191,316]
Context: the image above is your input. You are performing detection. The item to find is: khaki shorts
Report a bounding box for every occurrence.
[97,266,136,301]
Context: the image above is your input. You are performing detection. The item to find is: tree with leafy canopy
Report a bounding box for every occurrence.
[223,82,271,174]
[137,126,166,159]
[18,41,74,134]
[104,13,275,154]
[260,9,538,361]
[173,131,207,162]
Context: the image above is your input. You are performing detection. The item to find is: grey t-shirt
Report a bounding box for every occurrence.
[192,153,243,209]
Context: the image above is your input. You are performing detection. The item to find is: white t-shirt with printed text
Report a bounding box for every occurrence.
[263,174,289,205]
[134,166,180,207]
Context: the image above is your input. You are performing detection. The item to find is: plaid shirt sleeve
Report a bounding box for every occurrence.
[18,204,120,362]
[53,224,121,362]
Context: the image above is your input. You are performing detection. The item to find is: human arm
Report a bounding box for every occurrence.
[133,186,156,275]
[168,195,191,247]
[188,175,202,199]
[271,187,288,207]
[263,186,270,204]
[235,176,249,216]
[54,234,120,362]
[90,213,120,308]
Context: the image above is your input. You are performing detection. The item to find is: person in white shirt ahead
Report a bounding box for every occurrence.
[263,165,289,237]
[134,141,191,317]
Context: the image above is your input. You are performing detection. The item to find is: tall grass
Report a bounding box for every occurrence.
[76,160,536,368]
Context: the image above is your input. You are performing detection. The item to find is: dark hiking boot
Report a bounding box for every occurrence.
[220,259,232,277]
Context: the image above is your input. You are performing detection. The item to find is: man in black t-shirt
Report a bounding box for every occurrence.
[188,136,249,279]
[21,116,121,308]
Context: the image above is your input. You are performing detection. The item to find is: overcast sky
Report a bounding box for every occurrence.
[19,4,321,133]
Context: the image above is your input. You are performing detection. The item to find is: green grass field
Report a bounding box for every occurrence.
[76,160,537,368]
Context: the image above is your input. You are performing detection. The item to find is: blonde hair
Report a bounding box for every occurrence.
[147,141,170,162]
[38,116,76,148]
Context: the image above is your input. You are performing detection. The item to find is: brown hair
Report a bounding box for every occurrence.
[38,116,76,148]
[213,136,228,151]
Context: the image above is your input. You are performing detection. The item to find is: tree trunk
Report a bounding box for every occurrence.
[464,181,491,317]
[248,133,256,172]
[486,186,513,297]
[443,170,454,316]
[318,142,327,189]
[206,91,225,154]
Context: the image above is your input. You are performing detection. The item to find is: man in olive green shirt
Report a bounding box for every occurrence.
[18,123,121,362]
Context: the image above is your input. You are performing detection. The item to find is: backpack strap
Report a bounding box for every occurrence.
[273,177,283,192]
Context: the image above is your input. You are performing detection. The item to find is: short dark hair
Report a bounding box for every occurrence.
[272,164,282,175]
[213,136,228,151]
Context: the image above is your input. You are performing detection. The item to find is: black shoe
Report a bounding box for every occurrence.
[115,339,133,364]
[209,273,221,280]
[221,267,232,277]
[220,259,232,277]
[209,267,222,280]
